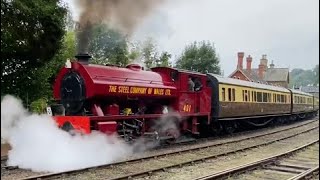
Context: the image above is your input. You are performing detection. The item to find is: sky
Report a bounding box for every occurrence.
[64,0,319,76]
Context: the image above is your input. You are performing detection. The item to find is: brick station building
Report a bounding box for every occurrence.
[228,52,289,88]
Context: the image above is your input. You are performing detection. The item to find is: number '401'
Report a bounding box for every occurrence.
[183,104,192,112]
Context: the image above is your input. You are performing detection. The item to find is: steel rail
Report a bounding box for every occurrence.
[193,141,319,180]
[287,166,319,180]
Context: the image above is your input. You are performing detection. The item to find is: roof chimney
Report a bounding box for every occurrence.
[246,55,252,72]
[258,64,265,79]
[270,60,275,68]
[260,54,268,67]
[75,53,91,65]
[237,52,244,70]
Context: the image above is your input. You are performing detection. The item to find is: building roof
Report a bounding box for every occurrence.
[229,67,289,84]
[242,69,267,83]
[264,68,289,82]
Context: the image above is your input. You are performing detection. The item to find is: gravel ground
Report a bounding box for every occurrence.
[230,143,319,180]
[50,121,318,180]
[1,168,44,180]
[136,129,319,180]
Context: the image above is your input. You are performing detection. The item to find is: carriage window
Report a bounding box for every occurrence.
[222,88,226,101]
[277,94,280,103]
[257,92,262,102]
[242,90,244,101]
[248,91,251,102]
[267,93,271,102]
[228,88,232,101]
[284,95,287,103]
[232,88,236,101]
[262,93,268,102]
[244,90,248,102]
[254,91,257,102]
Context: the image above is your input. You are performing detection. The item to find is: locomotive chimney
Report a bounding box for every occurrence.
[75,53,91,65]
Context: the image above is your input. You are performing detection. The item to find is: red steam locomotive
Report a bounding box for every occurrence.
[51,54,318,141]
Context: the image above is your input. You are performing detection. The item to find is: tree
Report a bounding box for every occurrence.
[289,65,319,87]
[175,41,221,74]
[1,0,67,103]
[313,65,319,84]
[29,31,76,108]
[88,24,129,66]
[157,52,172,67]
[141,37,158,69]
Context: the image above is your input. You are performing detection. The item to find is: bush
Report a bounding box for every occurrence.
[30,98,48,114]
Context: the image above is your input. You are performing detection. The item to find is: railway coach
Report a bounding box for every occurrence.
[290,89,319,118]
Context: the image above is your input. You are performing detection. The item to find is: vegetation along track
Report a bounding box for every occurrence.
[13,118,318,180]
[194,141,319,180]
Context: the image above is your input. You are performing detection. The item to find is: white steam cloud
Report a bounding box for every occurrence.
[1,95,132,172]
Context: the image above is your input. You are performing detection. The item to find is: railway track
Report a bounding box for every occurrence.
[193,141,319,180]
[14,119,318,180]
[2,118,317,170]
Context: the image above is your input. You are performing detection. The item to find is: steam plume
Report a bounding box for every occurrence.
[76,0,164,53]
[1,95,131,172]
[1,95,184,172]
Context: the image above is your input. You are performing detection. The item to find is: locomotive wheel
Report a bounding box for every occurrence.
[61,121,74,132]
[61,121,78,136]
[222,121,237,134]
[211,123,223,136]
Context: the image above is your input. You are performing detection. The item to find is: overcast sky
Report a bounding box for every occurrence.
[65,0,319,75]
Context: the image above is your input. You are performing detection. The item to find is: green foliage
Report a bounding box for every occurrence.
[1,0,67,104]
[88,24,130,66]
[289,64,319,87]
[176,41,221,74]
[157,52,172,67]
[34,31,76,101]
[131,38,172,69]
[313,65,319,84]
[141,38,158,69]
[30,98,48,114]
[12,31,76,106]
